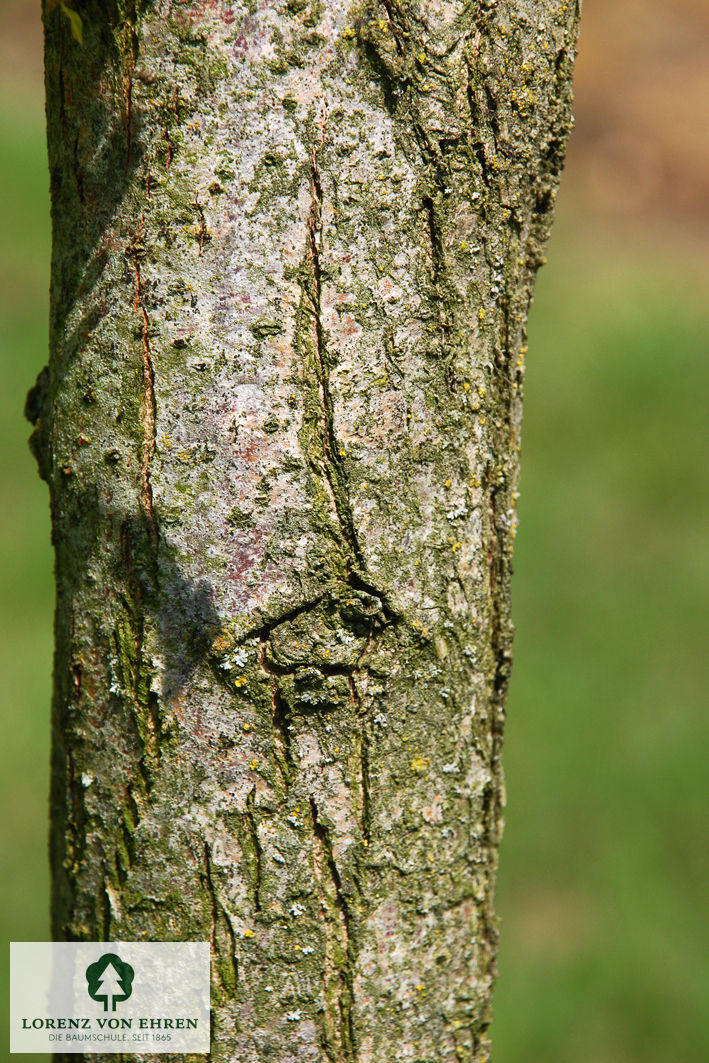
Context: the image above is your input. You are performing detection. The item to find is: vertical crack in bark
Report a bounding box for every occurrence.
[123,68,134,163]
[480,479,511,994]
[486,484,510,762]
[303,143,365,579]
[477,780,500,990]
[203,840,239,992]
[203,840,219,962]
[117,783,137,881]
[310,797,357,1063]
[421,193,454,378]
[464,65,492,191]
[349,675,371,844]
[162,88,180,170]
[357,10,464,398]
[300,144,402,633]
[482,83,501,158]
[117,517,160,782]
[100,874,113,940]
[258,635,294,792]
[422,195,443,292]
[194,193,207,256]
[146,690,161,767]
[244,787,263,912]
[107,512,167,896]
[117,781,140,888]
[131,215,158,549]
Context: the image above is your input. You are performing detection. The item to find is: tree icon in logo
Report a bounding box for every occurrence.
[85,953,134,1011]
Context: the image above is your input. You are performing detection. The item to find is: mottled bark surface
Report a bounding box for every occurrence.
[28,1,579,1060]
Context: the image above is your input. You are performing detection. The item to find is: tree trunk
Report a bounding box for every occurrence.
[28,1,579,1059]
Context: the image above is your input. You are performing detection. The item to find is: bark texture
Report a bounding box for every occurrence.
[29,1,579,1060]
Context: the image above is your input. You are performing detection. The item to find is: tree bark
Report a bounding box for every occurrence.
[28,1,579,1059]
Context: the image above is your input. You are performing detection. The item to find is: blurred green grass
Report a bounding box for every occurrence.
[1,37,708,1063]
[0,92,53,1063]
[494,226,709,1062]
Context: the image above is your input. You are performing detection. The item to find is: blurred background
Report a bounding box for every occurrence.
[1,1,707,1060]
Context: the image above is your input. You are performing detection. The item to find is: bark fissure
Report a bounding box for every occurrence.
[244,787,263,912]
[194,193,207,256]
[258,634,295,791]
[310,797,358,1063]
[465,67,492,191]
[100,874,113,939]
[349,675,371,844]
[203,840,239,994]
[299,140,402,635]
[421,192,455,381]
[302,144,366,578]
[130,216,158,549]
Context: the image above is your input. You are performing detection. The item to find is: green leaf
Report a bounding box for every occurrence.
[59,3,83,45]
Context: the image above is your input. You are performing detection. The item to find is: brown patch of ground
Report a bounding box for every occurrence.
[565,0,709,234]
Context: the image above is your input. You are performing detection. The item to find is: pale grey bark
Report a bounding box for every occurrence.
[28,1,579,1060]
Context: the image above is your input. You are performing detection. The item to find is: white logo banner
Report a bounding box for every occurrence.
[10,941,210,1054]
